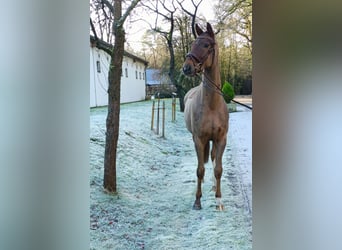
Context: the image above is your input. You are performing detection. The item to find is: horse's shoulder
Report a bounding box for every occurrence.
[185,85,201,100]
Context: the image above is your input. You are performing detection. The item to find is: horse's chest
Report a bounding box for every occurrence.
[195,110,227,138]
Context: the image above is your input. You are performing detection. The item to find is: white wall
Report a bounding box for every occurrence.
[121,57,146,103]
[90,46,146,107]
[90,47,109,107]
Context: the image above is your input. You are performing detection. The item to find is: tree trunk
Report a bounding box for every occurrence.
[103,1,125,193]
[167,39,185,111]
[167,38,175,84]
[179,96,185,111]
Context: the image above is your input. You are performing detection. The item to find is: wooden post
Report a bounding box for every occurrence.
[172,97,176,121]
[151,100,155,130]
[171,93,177,122]
[156,97,160,134]
[162,101,165,138]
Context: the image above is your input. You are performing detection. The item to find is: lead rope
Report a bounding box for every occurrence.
[198,73,253,110]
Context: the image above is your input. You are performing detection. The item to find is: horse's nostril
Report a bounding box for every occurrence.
[183,65,191,74]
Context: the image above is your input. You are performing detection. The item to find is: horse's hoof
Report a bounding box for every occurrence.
[216,204,224,211]
[193,202,202,210]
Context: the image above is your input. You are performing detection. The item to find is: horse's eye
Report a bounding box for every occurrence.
[204,43,210,48]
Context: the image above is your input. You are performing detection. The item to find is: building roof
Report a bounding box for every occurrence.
[146,69,161,85]
[146,68,172,86]
[90,35,148,66]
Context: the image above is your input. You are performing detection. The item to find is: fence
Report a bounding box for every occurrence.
[151,95,177,138]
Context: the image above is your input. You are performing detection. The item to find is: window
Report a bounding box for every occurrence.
[135,70,138,79]
[139,72,141,79]
[96,61,101,73]
[142,72,145,80]
[125,68,128,77]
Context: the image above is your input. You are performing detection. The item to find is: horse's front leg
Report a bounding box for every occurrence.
[214,139,227,211]
[193,138,206,210]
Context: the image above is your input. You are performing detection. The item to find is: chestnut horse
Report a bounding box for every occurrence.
[183,23,228,210]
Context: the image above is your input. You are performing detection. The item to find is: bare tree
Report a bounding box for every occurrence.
[140,30,169,69]
[90,0,115,43]
[174,0,205,110]
[215,0,252,53]
[142,0,205,111]
[91,0,141,193]
[212,0,252,94]
[175,14,191,59]
[176,0,203,38]
[142,0,184,107]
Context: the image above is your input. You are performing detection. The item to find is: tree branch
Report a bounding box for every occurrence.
[176,0,203,38]
[90,18,98,40]
[160,0,176,15]
[117,0,141,27]
[100,0,115,14]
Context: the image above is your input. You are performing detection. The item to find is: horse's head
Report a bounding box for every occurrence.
[183,22,216,77]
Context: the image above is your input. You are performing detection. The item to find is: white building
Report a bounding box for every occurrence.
[90,36,148,107]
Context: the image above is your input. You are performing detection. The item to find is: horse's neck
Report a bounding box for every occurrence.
[202,64,222,108]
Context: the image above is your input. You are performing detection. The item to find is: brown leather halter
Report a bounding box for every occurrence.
[185,36,215,74]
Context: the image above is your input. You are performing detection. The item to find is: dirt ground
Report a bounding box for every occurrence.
[90,97,252,249]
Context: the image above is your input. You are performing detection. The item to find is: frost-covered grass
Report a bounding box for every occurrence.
[90,99,252,249]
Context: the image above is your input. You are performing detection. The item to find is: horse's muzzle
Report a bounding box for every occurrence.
[183,64,193,76]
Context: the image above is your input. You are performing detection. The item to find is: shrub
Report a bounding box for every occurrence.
[221,82,235,103]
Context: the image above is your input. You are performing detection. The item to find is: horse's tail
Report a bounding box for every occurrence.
[204,142,210,163]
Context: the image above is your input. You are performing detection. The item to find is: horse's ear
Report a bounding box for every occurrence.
[195,24,203,36]
[206,22,215,38]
